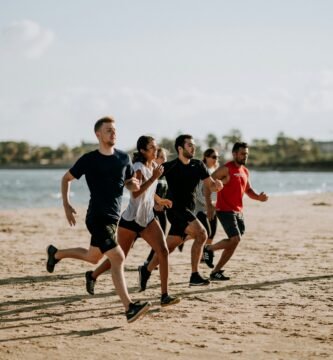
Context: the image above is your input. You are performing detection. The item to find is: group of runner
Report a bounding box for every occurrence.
[46,116,268,323]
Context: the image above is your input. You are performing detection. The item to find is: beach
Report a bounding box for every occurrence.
[0,193,332,359]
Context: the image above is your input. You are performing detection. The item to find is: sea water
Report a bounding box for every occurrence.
[0,169,333,210]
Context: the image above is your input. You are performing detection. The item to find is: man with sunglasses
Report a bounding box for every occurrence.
[138,134,223,290]
[204,142,268,281]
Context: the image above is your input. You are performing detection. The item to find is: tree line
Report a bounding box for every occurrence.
[1,129,333,170]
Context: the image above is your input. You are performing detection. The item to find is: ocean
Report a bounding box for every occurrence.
[0,169,333,210]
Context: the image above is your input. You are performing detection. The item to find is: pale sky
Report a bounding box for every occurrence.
[1,0,333,150]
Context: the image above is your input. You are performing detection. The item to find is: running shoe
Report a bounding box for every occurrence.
[126,301,151,323]
[189,272,210,286]
[210,270,230,281]
[138,265,151,292]
[85,271,96,295]
[46,245,59,273]
[203,245,214,269]
[161,294,181,307]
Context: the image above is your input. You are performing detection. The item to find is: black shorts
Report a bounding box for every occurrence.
[166,208,196,238]
[118,217,145,235]
[118,217,155,236]
[216,211,245,239]
[85,217,118,254]
[196,211,217,239]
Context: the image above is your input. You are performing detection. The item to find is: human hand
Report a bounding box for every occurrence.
[258,192,269,202]
[126,177,140,192]
[152,164,164,180]
[207,203,216,221]
[64,203,77,226]
[159,198,172,208]
[214,179,223,192]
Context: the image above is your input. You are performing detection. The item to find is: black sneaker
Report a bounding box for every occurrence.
[126,301,151,323]
[46,245,59,273]
[189,272,210,286]
[161,294,181,307]
[138,265,151,292]
[203,245,214,269]
[210,270,230,281]
[85,271,96,295]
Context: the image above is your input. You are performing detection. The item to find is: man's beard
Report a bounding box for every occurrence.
[183,150,193,159]
[236,159,246,165]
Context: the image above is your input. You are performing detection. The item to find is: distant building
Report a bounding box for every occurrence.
[315,141,333,154]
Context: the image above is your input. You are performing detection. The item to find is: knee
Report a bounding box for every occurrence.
[197,228,208,244]
[89,254,103,264]
[230,236,240,249]
[155,244,169,259]
[111,249,125,265]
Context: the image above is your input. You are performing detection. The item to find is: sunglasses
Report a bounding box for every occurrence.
[209,155,218,159]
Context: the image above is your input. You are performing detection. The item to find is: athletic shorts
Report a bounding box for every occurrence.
[166,208,196,238]
[216,211,245,239]
[196,211,217,240]
[85,217,118,254]
[118,217,154,236]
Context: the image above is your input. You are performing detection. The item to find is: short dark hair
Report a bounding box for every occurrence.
[232,142,248,153]
[94,116,115,133]
[174,134,193,154]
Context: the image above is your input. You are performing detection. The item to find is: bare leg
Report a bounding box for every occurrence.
[184,219,208,273]
[91,259,111,279]
[55,246,103,264]
[146,235,182,273]
[208,236,240,272]
[140,219,169,294]
[91,227,137,280]
[104,245,131,310]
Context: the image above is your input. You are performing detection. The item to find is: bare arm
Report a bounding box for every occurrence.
[154,194,172,208]
[203,176,223,193]
[61,171,77,226]
[132,164,164,199]
[204,166,229,220]
[246,181,269,202]
[125,177,140,192]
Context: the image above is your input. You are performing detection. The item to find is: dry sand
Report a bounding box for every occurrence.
[0,193,332,359]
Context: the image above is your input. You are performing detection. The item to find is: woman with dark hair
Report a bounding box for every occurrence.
[85,136,180,307]
[195,148,219,268]
[143,147,169,265]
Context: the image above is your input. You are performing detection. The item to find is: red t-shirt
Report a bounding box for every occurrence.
[216,161,249,212]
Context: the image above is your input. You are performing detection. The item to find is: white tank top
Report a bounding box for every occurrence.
[121,162,157,227]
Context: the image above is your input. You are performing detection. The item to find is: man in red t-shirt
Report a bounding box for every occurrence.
[204,142,268,281]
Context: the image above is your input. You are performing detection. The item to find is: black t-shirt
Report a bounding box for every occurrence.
[69,149,133,221]
[163,158,210,211]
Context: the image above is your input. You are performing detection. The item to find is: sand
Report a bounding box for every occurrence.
[0,193,332,359]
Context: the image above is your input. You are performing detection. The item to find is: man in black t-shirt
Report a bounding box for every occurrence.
[138,134,223,289]
[45,116,151,323]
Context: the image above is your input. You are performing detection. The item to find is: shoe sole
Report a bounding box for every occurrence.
[210,278,230,281]
[127,303,151,323]
[189,282,210,286]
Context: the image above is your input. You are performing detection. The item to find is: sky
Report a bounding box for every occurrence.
[1,0,333,150]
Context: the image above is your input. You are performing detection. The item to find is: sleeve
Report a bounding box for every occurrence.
[199,161,210,180]
[69,154,87,179]
[133,161,144,173]
[125,155,134,180]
